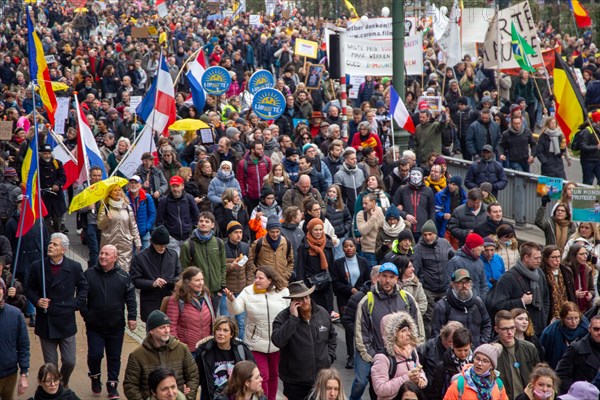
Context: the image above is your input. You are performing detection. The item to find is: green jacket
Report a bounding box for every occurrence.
[123,336,199,400]
[414,120,445,163]
[180,233,227,294]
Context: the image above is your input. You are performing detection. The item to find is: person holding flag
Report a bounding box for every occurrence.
[39,144,67,234]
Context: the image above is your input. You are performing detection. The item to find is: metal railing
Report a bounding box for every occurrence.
[444,156,593,226]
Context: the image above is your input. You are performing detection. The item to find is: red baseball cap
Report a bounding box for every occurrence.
[170,176,184,186]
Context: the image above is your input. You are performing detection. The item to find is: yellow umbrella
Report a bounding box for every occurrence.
[68,176,129,213]
[168,119,209,131]
[74,7,89,12]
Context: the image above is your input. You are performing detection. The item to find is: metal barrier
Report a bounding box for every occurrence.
[444,156,593,226]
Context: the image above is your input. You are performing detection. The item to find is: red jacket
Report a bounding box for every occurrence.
[351,132,383,164]
[236,154,272,200]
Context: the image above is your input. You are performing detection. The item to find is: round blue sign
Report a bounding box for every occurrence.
[248,70,275,95]
[201,66,231,96]
[252,88,286,120]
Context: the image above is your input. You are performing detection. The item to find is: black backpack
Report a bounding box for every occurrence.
[0,183,19,221]
[387,349,418,378]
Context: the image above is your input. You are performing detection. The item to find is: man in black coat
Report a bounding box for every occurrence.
[83,245,137,398]
[25,232,88,388]
[556,315,600,394]
[272,281,337,400]
[129,226,181,322]
[38,144,67,233]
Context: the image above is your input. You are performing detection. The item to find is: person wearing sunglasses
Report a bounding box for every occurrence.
[28,363,80,400]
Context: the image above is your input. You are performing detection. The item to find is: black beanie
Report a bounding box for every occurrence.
[151,226,171,245]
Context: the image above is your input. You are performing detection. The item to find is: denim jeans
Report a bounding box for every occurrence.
[349,353,372,400]
[85,223,99,268]
[333,235,346,260]
[582,160,600,186]
[218,294,246,339]
[508,161,529,173]
[361,252,377,268]
[86,328,125,382]
[140,232,151,250]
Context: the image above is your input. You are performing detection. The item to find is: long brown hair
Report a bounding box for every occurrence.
[222,360,262,399]
[173,267,209,303]
[256,266,286,292]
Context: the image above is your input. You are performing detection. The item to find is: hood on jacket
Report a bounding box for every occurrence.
[381,311,418,356]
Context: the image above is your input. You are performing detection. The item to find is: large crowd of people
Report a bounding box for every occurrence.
[3,1,600,400]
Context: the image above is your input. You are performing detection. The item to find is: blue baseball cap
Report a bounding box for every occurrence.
[379,262,399,276]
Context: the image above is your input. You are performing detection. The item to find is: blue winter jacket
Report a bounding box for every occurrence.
[207,170,242,206]
[0,303,30,378]
[127,189,156,238]
[481,253,505,288]
[435,185,467,237]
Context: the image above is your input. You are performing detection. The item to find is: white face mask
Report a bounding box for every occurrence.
[409,170,423,186]
[533,389,553,400]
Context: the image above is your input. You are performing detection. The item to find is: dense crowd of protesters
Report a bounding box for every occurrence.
[4,1,600,400]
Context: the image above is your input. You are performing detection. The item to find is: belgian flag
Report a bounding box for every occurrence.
[553,52,587,146]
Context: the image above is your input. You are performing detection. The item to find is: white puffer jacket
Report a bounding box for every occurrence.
[227,285,290,354]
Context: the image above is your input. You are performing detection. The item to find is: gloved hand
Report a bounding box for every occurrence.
[541,195,551,207]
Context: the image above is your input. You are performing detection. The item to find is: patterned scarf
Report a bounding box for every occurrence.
[467,367,494,400]
[545,268,567,320]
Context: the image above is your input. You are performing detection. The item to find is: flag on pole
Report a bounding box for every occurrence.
[554,52,587,146]
[136,55,176,137]
[75,96,107,184]
[389,86,415,134]
[26,8,57,125]
[47,130,78,189]
[511,21,536,73]
[185,51,207,111]
[155,0,168,17]
[115,125,158,178]
[18,126,47,236]
[343,0,358,18]
[570,0,592,28]
[438,0,462,68]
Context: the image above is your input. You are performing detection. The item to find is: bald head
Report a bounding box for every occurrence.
[99,245,119,271]
[298,175,312,194]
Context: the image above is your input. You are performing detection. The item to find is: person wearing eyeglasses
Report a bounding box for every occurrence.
[442,343,508,400]
[28,363,80,400]
[556,315,600,393]
[540,245,576,324]
[493,310,540,400]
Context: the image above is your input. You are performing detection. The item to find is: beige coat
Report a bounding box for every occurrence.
[356,206,385,253]
[98,200,141,271]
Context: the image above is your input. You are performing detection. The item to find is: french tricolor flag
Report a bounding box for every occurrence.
[185,50,207,111]
[46,129,79,189]
[136,54,176,137]
[390,86,415,134]
[75,95,107,184]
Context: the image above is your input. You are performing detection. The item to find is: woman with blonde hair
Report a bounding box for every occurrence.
[307,368,345,400]
[511,308,545,358]
[263,163,292,206]
[97,185,141,270]
[166,267,215,352]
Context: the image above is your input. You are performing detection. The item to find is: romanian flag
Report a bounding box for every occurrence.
[570,0,592,28]
[18,131,47,236]
[26,8,57,125]
[554,52,587,146]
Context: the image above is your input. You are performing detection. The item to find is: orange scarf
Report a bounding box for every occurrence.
[307,232,328,270]
[253,284,267,294]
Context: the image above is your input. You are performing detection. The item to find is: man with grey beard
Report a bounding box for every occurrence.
[430,269,492,347]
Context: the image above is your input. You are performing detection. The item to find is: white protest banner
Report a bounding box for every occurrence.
[438,0,462,67]
[404,33,423,76]
[349,75,365,87]
[431,3,449,41]
[345,18,392,40]
[343,37,392,76]
[130,96,143,114]
[45,55,56,64]
[483,1,543,70]
[294,39,319,58]
[249,14,261,26]
[342,33,421,76]
[54,97,70,135]
[349,88,359,99]
[462,8,491,57]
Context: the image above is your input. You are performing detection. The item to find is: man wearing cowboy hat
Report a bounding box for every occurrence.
[272,281,337,400]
